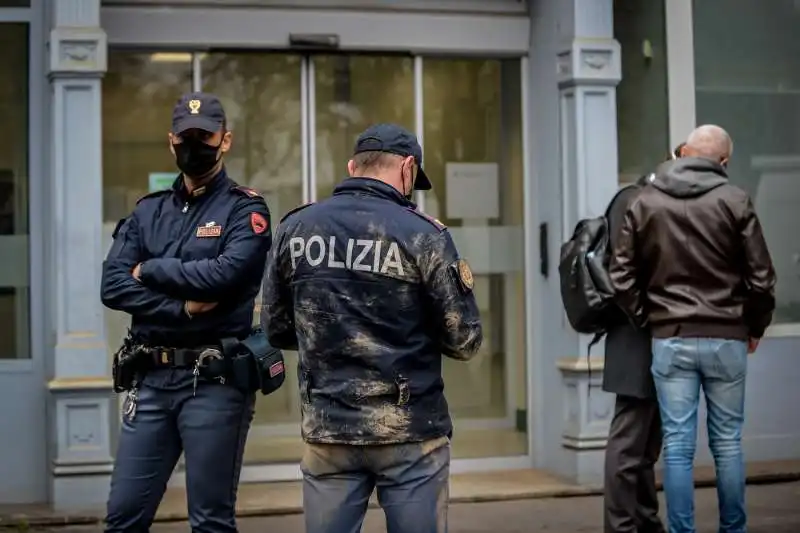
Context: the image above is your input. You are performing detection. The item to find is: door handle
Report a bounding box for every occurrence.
[539,222,548,278]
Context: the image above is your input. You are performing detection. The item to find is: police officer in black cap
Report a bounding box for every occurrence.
[262,123,483,533]
[101,92,274,532]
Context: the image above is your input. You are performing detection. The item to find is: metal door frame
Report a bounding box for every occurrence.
[0,0,49,503]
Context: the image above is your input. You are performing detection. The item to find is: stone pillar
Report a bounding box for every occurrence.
[556,357,613,485]
[551,0,621,485]
[46,0,113,511]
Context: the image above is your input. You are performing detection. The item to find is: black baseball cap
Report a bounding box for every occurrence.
[172,92,227,135]
[353,123,432,190]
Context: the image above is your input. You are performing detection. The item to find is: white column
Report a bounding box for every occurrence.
[47,0,113,511]
[555,0,620,485]
[527,0,619,485]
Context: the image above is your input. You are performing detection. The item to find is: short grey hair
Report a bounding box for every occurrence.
[685,124,734,160]
[351,151,403,173]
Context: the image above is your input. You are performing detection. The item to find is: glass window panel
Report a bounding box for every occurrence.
[693,0,800,324]
[201,52,305,465]
[422,58,528,458]
[615,0,670,186]
[314,55,414,200]
[0,23,29,359]
[101,51,192,359]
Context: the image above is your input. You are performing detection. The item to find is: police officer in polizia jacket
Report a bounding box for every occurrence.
[262,123,484,533]
[101,92,272,533]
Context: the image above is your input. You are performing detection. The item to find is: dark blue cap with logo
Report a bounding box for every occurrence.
[172,92,227,135]
[353,123,432,190]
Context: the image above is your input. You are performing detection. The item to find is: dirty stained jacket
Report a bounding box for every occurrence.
[262,178,483,445]
[101,169,272,352]
[609,157,776,340]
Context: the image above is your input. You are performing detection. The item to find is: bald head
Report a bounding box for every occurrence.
[681,125,733,165]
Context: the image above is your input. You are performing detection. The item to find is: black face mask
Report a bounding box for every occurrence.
[173,137,222,178]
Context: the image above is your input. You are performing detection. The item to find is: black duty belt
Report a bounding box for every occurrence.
[144,346,222,368]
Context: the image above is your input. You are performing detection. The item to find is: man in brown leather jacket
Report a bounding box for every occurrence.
[609,125,776,533]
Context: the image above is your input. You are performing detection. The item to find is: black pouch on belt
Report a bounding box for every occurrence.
[220,328,286,396]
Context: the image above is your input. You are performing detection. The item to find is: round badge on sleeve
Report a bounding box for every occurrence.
[456,259,474,291]
[250,212,268,235]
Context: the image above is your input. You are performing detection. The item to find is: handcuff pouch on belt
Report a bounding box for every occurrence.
[219,327,286,396]
[112,332,149,393]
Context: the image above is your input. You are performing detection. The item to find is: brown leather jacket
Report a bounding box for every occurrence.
[609,157,777,340]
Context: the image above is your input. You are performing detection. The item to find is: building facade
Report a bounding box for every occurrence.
[0,0,798,510]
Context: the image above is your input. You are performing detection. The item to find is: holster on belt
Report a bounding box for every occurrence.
[111,331,150,393]
[220,327,286,396]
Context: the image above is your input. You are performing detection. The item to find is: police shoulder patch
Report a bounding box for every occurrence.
[135,189,171,205]
[279,202,314,224]
[232,185,263,199]
[450,258,474,293]
[406,208,447,232]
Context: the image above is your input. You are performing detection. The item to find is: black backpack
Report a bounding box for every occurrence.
[558,185,636,338]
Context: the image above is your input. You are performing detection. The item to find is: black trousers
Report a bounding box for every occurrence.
[604,395,665,533]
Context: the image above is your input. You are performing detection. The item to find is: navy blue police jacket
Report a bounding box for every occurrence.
[261,178,483,445]
[101,169,272,387]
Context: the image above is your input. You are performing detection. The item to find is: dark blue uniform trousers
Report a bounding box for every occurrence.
[301,435,451,533]
[105,380,255,533]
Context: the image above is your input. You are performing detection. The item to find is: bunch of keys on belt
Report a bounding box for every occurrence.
[193,348,225,396]
[124,386,139,422]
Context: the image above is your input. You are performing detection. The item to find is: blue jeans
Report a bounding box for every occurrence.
[105,377,255,533]
[301,436,451,533]
[651,337,748,533]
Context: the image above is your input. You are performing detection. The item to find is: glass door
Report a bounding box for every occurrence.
[200,52,306,466]
[421,58,527,459]
[312,54,415,201]
[0,18,48,503]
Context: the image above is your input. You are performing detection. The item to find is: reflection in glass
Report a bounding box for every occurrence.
[614,0,670,185]
[0,23,29,359]
[101,52,192,362]
[202,52,305,464]
[314,55,414,200]
[422,58,527,458]
[693,0,800,324]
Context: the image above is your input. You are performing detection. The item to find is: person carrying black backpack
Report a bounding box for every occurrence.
[602,145,683,533]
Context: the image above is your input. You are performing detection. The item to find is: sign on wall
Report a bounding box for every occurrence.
[148,172,175,193]
[445,162,500,219]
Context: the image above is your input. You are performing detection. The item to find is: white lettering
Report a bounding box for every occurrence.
[327,236,344,268]
[372,240,382,272]
[345,238,354,269]
[352,239,374,272]
[380,242,404,276]
[305,235,325,266]
[287,235,405,276]
[289,237,304,269]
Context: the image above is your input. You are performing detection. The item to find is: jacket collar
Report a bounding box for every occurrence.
[332,177,416,207]
[172,167,228,201]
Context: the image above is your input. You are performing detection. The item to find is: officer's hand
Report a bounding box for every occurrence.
[132,263,142,281]
[185,301,218,315]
